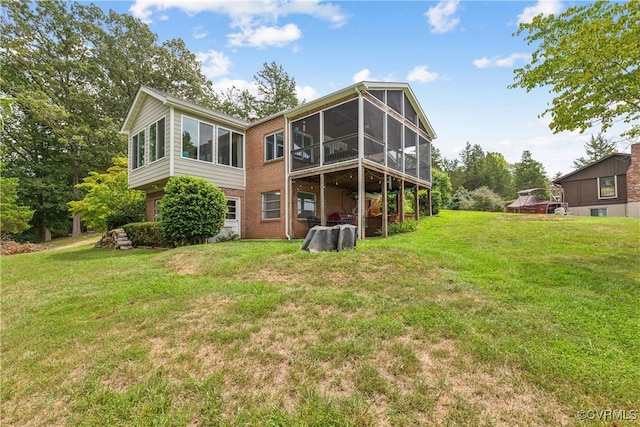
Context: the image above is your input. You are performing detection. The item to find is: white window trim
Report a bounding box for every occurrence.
[148,116,166,164]
[132,129,145,169]
[597,175,617,199]
[262,191,281,220]
[265,130,284,162]
[181,115,215,164]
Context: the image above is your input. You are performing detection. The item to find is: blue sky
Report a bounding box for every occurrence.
[92,0,630,177]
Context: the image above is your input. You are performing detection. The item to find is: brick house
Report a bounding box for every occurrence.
[552,143,640,217]
[121,81,437,239]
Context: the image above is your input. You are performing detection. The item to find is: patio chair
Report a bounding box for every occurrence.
[307,215,321,229]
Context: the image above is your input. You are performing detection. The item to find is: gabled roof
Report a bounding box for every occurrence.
[121,82,437,139]
[280,81,437,139]
[552,152,631,184]
[120,86,250,134]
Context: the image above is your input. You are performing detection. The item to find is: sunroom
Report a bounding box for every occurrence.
[286,82,436,240]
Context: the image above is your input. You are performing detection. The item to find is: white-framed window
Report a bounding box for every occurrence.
[297,192,316,219]
[265,131,284,161]
[262,191,281,219]
[218,127,244,168]
[132,129,145,169]
[590,208,608,217]
[182,116,214,162]
[598,175,617,199]
[149,117,166,162]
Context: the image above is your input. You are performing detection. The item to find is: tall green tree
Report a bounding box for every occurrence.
[0,174,34,238]
[1,0,215,241]
[572,133,617,169]
[512,151,549,192]
[254,61,300,117]
[511,0,640,140]
[482,152,513,199]
[460,142,486,191]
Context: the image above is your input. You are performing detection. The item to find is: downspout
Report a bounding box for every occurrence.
[284,116,292,240]
[169,105,175,176]
[356,85,365,240]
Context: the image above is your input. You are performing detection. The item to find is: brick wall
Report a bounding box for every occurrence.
[626,143,640,203]
[145,190,165,221]
[244,116,287,239]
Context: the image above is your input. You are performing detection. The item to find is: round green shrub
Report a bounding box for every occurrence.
[160,176,228,246]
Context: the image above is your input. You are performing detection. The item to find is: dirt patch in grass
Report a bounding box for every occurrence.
[497,214,575,222]
[166,252,204,275]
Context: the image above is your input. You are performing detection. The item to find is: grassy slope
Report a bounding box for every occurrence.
[1,211,638,426]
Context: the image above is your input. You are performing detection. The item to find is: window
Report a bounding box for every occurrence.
[265,131,284,161]
[149,117,165,162]
[182,117,213,162]
[226,199,237,220]
[591,208,607,217]
[154,199,161,222]
[218,127,244,168]
[598,176,617,199]
[262,192,281,219]
[182,117,198,160]
[297,192,316,219]
[132,129,145,169]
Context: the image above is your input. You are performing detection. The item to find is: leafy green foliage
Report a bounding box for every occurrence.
[254,61,300,117]
[512,150,549,192]
[572,133,617,169]
[160,176,227,246]
[431,169,452,209]
[68,158,145,231]
[122,222,167,247]
[459,187,506,212]
[385,220,419,235]
[442,143,514,199]
[511,0,640,139]
[0,175,34,237]
[2,0,215,240]
[211,61,299,120]
[447,187,471,210]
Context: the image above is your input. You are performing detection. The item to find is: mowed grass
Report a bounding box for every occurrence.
[1,211,638,426]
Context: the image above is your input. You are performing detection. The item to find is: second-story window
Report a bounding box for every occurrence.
[182,116,213,162]
[265,131,284,161]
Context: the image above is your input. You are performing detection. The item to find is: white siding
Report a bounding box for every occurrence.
[129,95,171,189]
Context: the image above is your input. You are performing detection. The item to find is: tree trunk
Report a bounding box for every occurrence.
[72,214,82,237]
[44,227,52,242]
[70,145,82,237]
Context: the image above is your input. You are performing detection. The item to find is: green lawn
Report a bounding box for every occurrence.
[2,211,639,426]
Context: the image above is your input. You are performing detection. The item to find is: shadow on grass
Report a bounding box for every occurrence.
[45,246,164,263]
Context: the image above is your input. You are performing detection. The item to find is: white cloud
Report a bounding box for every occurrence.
[129,0,347,48]
[195,50,232,79]
[228,23,302,48]
[473,53,531,69]
[353,69,371,82]
[296,85,319,103]
[425,0,460,34]
[517,0,563,24]
[210,78,259,97]
[193,26,207,40]
[406,65,439,83]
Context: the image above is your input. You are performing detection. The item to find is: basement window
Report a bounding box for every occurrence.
[262,191,281,220]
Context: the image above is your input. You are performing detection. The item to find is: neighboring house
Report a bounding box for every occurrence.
[120,81,437,239]
[553,143,640,217]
